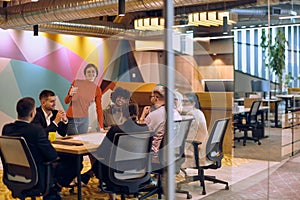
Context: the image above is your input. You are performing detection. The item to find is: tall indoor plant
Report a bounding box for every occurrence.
[261,28,288,93]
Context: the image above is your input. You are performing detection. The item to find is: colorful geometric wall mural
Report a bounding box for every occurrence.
[0,29,164,131]
[104,40,144,82]
[0,29,105,130]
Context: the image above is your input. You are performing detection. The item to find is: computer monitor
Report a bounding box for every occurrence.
[204,80,234,92]
[251,80,269,92]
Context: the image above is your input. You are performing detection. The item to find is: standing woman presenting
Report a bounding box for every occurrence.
[64,63,104,134]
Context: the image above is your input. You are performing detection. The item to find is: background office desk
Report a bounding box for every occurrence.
[235,98,282,128]
[52,133,106,200]
[276,94,300,113]
[261,99,282,128]
[234,106,268,114]
[234,106,268,139]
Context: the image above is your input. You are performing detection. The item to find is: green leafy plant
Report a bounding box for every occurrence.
[261,28,288,92]
[284,72,300,88]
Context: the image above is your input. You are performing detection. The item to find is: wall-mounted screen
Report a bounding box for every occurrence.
[204,80,234,92]
[251,80,269,92]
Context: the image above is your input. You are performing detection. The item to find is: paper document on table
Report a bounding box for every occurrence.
[73,132,106,145]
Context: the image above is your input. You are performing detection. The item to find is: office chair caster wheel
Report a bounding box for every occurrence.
[258,141,261,145]
[187,194,192,199]
[225,185,229,190]
[202,191,206,195]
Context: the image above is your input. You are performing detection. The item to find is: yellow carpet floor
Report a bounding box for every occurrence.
[0,155,250,200]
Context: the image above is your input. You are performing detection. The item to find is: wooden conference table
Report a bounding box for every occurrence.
[52,132,106,200]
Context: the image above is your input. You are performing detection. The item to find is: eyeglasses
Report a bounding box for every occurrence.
[149,95,156,99]
[182,99,191,103]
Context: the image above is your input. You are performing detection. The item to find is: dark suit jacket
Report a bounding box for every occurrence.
[2,121,58,191]
[93,119,149,180]
[32,107,80,187]
[32,107,68,137]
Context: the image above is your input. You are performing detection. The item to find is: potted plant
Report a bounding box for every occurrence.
[261,28,288,93]
[283,72,300,94]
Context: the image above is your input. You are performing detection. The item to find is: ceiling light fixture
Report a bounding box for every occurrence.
[279,0,299,22]
[188,11,237,27]
[134,17,165,30]
[279,15,300,20]
[33,24,38,36]
[223,16,228,34]
[118,0,125,16]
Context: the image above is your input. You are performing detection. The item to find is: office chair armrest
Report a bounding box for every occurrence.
[236,112,247,117]
[96,158,106,179]
[97,160,112,194]
[234,113,248,122]
[185,140,203,167]
[186,140,202,146]
[42,157,60,196]
[43,157,60,166]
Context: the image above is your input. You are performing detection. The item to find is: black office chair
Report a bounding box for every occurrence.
[0,136,56,200]
[234,100,262,146]
[97,131,154,200]
[178,118,230,195]
[141,118,194,199]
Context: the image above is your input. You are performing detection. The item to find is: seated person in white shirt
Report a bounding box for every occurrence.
[32,89,79,188]
[32,89,68,137]
[139,85,182,161]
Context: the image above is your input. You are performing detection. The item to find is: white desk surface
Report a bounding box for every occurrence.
[234,106,269,115]
[234,98,281,102]
[276,94,300,99]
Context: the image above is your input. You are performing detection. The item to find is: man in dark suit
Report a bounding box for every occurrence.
[2,97,60,200]
[32,89,68,137]
[32,89,82,188]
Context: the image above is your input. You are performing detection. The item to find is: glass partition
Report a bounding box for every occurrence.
[0,0,299,199]
[166,0,299,199]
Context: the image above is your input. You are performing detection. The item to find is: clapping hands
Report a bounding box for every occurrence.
[54,110,68,124]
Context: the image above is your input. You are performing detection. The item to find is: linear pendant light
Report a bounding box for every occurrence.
[118,0,125,16]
